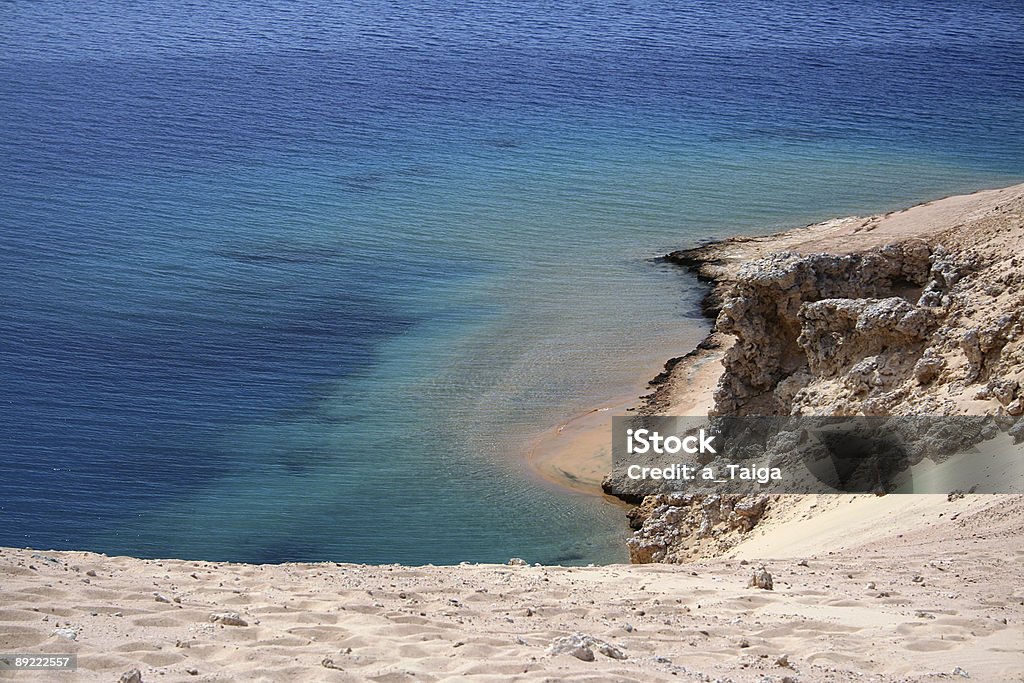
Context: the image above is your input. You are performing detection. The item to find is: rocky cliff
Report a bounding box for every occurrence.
[614,184,1024,563]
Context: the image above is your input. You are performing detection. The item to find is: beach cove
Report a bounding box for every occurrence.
[4,182,1024,680]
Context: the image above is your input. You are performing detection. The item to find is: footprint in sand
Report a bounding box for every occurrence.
[903,639,956,652]
[0,625,48,649]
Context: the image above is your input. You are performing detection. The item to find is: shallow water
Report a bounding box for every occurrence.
[1,0,1022,564]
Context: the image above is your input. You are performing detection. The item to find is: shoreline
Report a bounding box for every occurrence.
[3,183,1024,680]
[529,182,1024,499]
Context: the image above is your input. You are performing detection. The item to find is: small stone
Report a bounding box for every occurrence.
[85,570,97,577]
[209,611,248,627]
[186,668,198,676]
[52,627,78,641]
[748,565,773,590]
[119,670,143,683]
[952,666,970,678]
[154,593,172,604]
[507,557,528,566]
[547,633,594,662]
[866,582,876,590]
[593,639,627,660]
[738,638,750,649]
[775,653,791,668]
[796,559,809,567]
[547,633,627,661]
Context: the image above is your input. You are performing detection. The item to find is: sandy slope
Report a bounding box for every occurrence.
[2,493,1022,683]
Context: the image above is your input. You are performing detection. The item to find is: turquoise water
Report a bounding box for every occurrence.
[2,1,1022,564]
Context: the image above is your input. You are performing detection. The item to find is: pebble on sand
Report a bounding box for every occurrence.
[210,612,248,627]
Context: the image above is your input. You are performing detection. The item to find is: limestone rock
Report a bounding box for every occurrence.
[989,379,1020,406]
[913,352,945,385]
[626,494,769,564]
[547,633,626,661]
[546,633,595,661]
[210,612,248,627]
[748,565,774,590]
[702,231,1021,417]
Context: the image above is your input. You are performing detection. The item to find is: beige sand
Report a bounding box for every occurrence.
[526,333,722,497]
[2,493,1021,682]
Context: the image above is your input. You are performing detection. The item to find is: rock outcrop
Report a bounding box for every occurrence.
[711,235,1023,417]
[624,493,769,564]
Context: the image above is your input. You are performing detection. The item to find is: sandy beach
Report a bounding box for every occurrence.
[5,184,1024,681]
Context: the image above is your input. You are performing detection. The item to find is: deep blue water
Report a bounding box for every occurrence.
[1,0,1022,565]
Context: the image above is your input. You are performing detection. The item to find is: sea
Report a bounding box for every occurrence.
[2,0,1022,565]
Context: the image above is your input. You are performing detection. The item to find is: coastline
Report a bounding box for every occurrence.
[650,182,1024,416]
[529,183,1024,497]
[3,183,1024,680]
